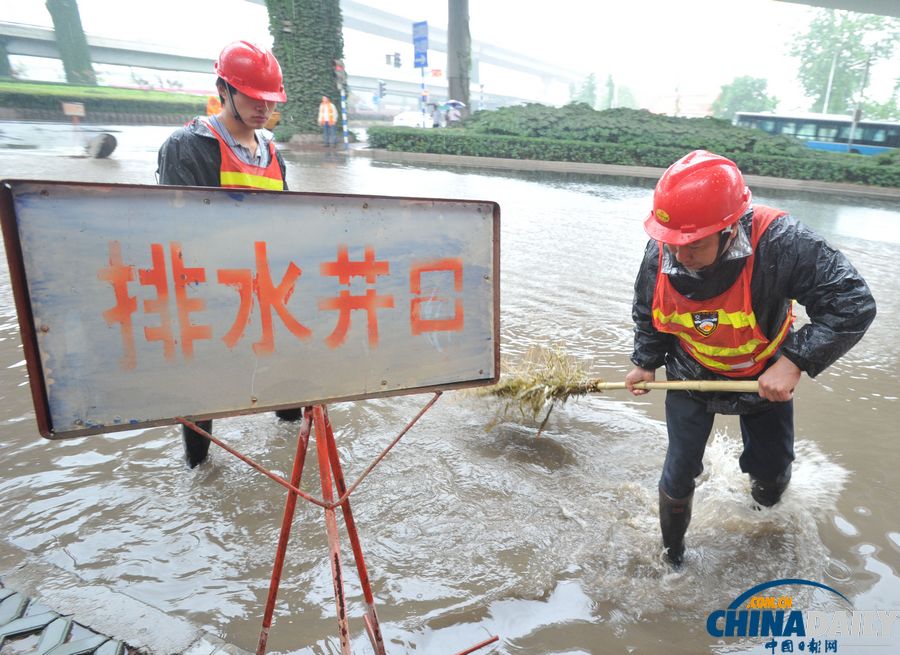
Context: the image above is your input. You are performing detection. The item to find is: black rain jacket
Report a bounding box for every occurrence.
[631,208,876,414]
[156,117,288,189]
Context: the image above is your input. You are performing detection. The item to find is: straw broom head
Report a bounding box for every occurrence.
[480,346,603,421]
[478,346,759,432]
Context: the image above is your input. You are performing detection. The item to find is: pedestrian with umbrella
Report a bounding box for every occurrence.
[444,99,465,125]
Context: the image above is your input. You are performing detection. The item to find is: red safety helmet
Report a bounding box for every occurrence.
[215,41,286,103]
[644,150,751,246]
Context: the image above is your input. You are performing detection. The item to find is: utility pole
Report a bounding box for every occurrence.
[846,56,871,154]
[413,21,428,124]
[821,50,838,114]
[335,59,349,150]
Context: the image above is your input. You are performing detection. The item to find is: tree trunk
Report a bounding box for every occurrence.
[0,40,13,79]
[45,0,96,85]
[266,0,345,139]
[447,0,470,115]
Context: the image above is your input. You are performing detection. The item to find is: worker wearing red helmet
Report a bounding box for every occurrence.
[157,41,300,467]
[625,150,875,568]
[158,40,287,189]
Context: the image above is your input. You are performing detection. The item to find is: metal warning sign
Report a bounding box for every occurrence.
[0,180,500,439]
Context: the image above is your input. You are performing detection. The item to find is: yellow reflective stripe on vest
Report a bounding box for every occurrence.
[220,171,284,190]
[754,308,794,363]
[652,308,757,330]
[676,305,794,372]
[682,346,744,372]
[675,331,763,357]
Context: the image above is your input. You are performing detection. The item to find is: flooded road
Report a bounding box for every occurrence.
[1,122,899,654]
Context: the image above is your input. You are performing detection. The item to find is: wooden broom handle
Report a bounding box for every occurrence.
[596,380,759,393]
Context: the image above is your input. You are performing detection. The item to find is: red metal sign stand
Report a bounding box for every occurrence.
[310,404,385,654]
[177,393,499,654]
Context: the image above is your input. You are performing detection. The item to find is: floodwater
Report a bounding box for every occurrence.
[1,122,898,654]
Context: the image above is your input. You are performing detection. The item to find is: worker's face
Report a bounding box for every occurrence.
[224,86,278,129]
[668,231,724,272]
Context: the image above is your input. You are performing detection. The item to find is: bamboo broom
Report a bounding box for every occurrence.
[481,347,758,434]
[586,380,759,392]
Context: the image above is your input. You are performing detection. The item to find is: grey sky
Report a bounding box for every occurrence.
[4,0,897,112]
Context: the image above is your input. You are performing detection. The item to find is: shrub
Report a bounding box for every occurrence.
[0,80,206,117]
[368,105,899,188]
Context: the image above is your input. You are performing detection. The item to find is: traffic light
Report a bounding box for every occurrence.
[334,59,346,88]
[393,52,401,68]
[377,79,386,98]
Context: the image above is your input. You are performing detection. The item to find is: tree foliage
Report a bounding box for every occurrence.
[45,0,96,85]
[616,86,638,110]
[603,74,614,110]
[790,9,900,115]
[710,76,777,120]
[596,75,638,110]
[862,80,900,121]
[265,0,344,139]
[570,73,597,108]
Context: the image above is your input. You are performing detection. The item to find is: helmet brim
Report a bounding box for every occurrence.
[231,81,286,103]
[643,211,727,245]
[643,191,751,246]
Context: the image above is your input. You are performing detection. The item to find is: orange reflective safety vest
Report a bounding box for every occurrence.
[205,95,222,116]
[318,100,337,126]
[651,206,794,378]
[204,119,284,191]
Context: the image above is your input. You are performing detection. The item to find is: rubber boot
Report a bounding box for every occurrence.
[182,420,212,469]
[750,475,790,508]
[659,488,693,568]
[274,407,303,421]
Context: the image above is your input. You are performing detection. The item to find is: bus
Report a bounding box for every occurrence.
[732,111,900,155]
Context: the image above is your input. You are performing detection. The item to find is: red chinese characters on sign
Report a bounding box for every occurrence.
[139,243,214,361]
[97,241,137,370]
[171,243,213,356]
[99,242,467,369]
[100,241,216,369]
[138,242,177,361]
[319,245,394,348]
[409,258,464,335]
[217,241,311,354]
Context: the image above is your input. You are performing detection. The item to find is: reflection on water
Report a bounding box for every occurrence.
[832,207,900,246]
[0,147,899,653]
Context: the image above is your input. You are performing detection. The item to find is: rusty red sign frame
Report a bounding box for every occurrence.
[0,179,501,439]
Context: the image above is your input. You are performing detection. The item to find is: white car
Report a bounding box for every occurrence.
[392,110,431,128]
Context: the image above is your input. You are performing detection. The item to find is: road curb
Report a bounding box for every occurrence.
[350,148,900,201]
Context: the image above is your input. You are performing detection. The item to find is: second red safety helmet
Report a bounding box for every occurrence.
[215,41,286,103]
[644,150,751,245]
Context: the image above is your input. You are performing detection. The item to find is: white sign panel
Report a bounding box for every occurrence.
[0,181,500,439]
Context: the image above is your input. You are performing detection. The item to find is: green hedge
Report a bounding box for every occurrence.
[368,105,900,188]
[0,80,206,116]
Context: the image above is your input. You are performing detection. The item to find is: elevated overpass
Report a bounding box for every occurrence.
[0,0,587,107]
[0,22,520,107]
[775,0,900,17]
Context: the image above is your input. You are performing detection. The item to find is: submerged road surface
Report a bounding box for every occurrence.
[1,121,898,654]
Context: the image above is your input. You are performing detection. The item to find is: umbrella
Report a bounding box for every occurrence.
[443,99,466,108]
